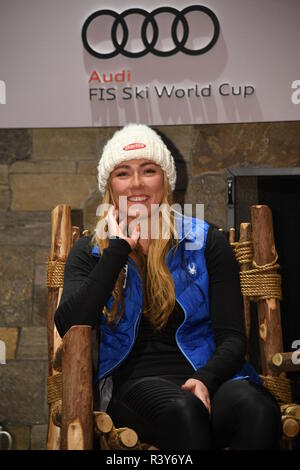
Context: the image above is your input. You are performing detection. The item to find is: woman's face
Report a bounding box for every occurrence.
[109,158,164,220]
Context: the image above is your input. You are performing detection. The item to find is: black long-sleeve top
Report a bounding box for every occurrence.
[54,225,246,397]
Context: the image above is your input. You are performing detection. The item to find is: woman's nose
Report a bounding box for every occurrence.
[130,171,143,187]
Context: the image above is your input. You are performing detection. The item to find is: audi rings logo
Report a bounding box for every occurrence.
[82,6,220,59]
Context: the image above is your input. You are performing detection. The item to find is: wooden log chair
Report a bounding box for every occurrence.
[46,204,300,450]
[46,204,156,450]
[229,205,300,449]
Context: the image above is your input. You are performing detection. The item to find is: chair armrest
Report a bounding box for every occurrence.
[270,351,300,373]
[61,325,93,450]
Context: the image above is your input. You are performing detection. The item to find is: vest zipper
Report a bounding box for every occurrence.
[100,247,192,379]
[100,309,142,380]
[175,297,197,370]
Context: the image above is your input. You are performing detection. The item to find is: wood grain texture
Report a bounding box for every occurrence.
[47,204,72,450]
[251,205,284,376]
[61,326,93,450]
[239,223,252,359]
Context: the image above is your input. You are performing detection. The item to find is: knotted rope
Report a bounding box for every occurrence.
[231,240,253,265]
[261,374,292,404]
[47,373,62,404]
[231,239,290,403]
[231,241,282,301]
[47,257,65,288]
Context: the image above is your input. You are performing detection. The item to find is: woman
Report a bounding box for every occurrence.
[55,123,281,450]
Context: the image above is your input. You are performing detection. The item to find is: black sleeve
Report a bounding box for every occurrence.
[192,225,246,397]
[54,236,132,338]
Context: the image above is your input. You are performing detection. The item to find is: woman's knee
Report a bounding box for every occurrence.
[159,393,210,435]
[158,392,212,449]
[237,383,281,424]
[238,396,281,449]
[212,380,282,449]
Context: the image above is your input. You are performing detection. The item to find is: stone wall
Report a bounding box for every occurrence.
[0,122,300,449]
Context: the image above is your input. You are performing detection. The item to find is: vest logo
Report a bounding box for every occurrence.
[0,340,6,364]
[0,80,6,104]
[187,262,197,276]
[123,143,146,151]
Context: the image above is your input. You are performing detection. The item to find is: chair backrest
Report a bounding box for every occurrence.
[46,204,94,450]
[229,205,294,405]
[46,203,300,449]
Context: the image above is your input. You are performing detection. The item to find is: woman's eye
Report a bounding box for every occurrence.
[145,168,155,174]
[116,172,128,177]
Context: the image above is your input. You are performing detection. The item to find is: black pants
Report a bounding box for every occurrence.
[106,377,282,450]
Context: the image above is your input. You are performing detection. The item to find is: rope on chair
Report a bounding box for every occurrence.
[260,375,292,404]
[231,240,253,265]
[231,241,282,301]
[47,257,65,288]
[47,373,63,404]
[231,239,291,404]
[47,373,63,427]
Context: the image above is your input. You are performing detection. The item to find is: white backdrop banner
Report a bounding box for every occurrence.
[0,0,300,127]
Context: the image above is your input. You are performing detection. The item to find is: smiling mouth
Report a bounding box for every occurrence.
[127,196,149,202]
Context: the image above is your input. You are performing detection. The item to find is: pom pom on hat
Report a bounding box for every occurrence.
[97,123,176,195]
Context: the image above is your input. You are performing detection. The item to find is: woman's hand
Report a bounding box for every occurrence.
[106,206,140,251]
[181,378,211,415]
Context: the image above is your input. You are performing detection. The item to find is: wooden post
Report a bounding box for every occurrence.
[61,326,93,450]
[251,205,284,377]
[95,412,138,449]
[282,418,300,439]
[72,226,80,246]
[94,412,159,450]
[47,204,72,450]
[229,228,235,244]
[270,352,300,373]
[239,223,252,359]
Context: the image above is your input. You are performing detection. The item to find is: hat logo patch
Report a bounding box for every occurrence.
[123,143,146,151]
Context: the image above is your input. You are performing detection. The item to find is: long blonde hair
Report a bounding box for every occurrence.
[91,173,179,331]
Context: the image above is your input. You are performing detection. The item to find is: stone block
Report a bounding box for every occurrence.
[33,263,48,326]
[1,425,30,450]
[0,185,9,209]
[186,173,227,229]
[0,361,48,424]
[35,262,47,287]
[191,122,300,177]
[0,164,8,184]
[0,129,32,164]
[77,161,97,175]
[35,247,50,265]
[17,327,48,360]
[0,247,34,326]
[0,328,19,360]
[9,160,76,174]
[11,174,97,211]
[156,125,194,162]
[96,127,119,156]
[34,128,98,160]
[33,285,48,327]
[0,211,51,247]
[30,424,48,450]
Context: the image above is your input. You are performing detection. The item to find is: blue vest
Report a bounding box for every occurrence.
[92,213,262,386]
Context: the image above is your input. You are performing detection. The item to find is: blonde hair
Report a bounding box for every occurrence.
[91,173,179,331]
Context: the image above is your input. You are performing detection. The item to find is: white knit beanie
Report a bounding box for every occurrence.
[97,123,177,195]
